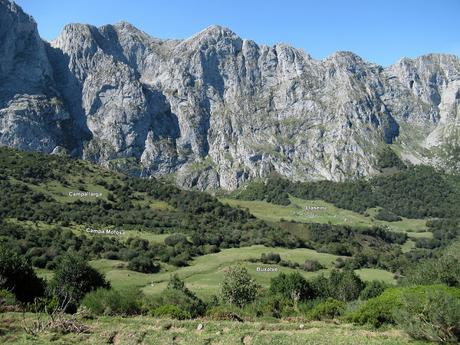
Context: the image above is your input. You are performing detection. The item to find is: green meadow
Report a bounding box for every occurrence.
[220,196,431,239]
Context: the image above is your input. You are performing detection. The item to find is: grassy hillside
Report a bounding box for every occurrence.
[220,196,429,237]
[33,245,395,300]
[1,312,425,345]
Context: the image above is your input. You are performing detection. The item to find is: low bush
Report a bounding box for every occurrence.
[302,260,324,272]
[81,288,141,316]
[206,305,244,321]
[395,288,460,343]
[144,275,206,318]
[0,289,17,311]
[374,208,402,222]
[261,252,281,264]
[152,305,191,320]
[359,281,389,300]
[348,285,460,328]
[127,256,160,273]
[307,298,346,320]
[246,294,295,319]
[402,255,460,287]
[347,287,402,327]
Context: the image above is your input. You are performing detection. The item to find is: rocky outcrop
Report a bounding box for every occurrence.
[0,1,459,189]
[0,0,70,152]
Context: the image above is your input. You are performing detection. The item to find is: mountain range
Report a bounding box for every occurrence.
[1,0,459,190]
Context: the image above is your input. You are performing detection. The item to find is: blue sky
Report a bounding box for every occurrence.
[15,0,460,66]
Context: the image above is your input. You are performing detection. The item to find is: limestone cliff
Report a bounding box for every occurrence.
[0,1,459,189]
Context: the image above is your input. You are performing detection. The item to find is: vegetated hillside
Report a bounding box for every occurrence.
[234,153,460,219]
[1,148,460,345]
[0,147,302,267]
[0,147,454,278]
[0,147,414,271]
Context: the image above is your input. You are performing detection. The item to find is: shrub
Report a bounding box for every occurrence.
[395,289,460,343]
[270,272,313,302]
[104,251,120,260]
[374,208,402,222]
[169,256,188,267]
[402,255,460,287]
[307,298,346,320]
[145,275,205,318]
[81,288,141,316]
[348,285,460,328]
[302,260,324,272]
[127,256,160,273]
[347,288,402,327]
[261,252,281,264]
[164,234,188,247]
[221,265,260,308]
[311,269,364,302]
[0,246,45,302]
[153,305,191,320]
[279,260,299,268]
[245,293,295,319]
[0,289,17,310]
[359,281,389,300]
[206,305,244,321]
[49,254,110,312]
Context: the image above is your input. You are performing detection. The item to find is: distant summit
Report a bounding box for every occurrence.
[1,0,459,190]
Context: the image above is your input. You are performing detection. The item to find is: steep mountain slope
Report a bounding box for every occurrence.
[0,0,69,152]
[0,0,459,190]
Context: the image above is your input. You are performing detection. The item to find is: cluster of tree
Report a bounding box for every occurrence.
[0,246,108,313]
[375,146,407,171]
[306,222,407,258]
[374,208,402,222]
[415,219,459,250]
[0,220,222,271]
[235,165,460,219]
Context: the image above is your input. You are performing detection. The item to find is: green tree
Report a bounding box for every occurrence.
[148,274,205,318]
[311,269,364,302]
[0,246,45,302]
[220,265,260,308]
[328,269,364,301]
[128,256,160,273]
[270,272,313,302]
[49,254,109,311]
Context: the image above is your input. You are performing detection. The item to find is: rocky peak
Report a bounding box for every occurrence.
[1,1,459,189]
[0,0,52,96]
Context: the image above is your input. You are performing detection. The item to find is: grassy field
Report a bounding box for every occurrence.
[85,245,396,301]
[0,312,427,345]
[220,196,431,238]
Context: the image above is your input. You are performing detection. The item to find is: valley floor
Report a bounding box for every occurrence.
[0,312,426,345]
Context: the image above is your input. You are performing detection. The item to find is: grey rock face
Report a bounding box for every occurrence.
[0,0,70,152]
[1,2,459,189]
